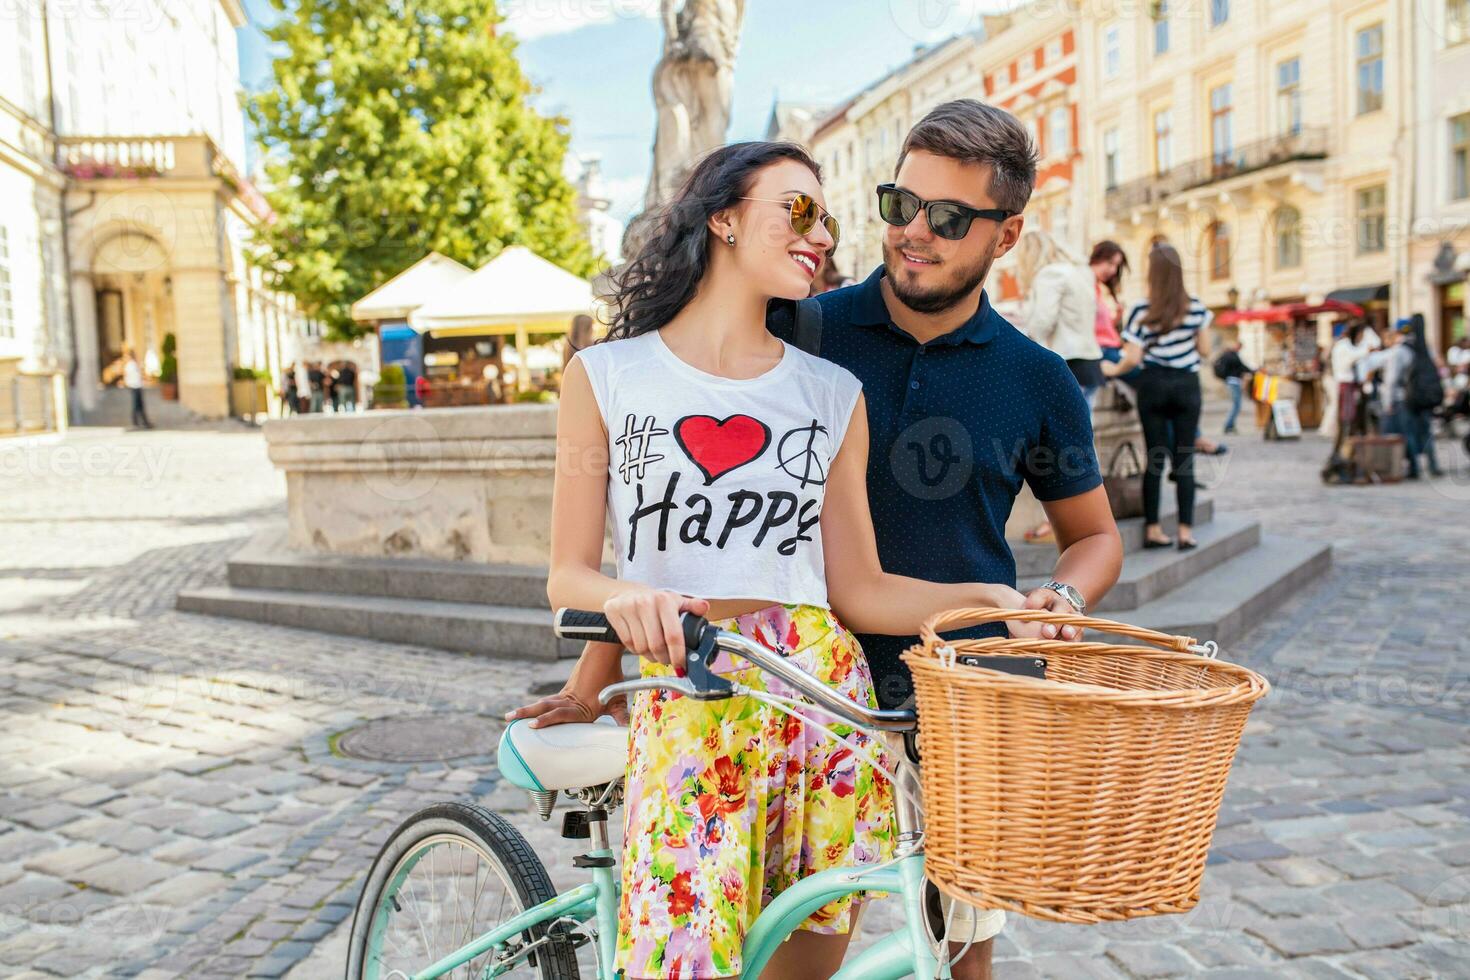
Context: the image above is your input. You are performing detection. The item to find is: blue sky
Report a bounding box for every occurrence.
[238,2,1011,222]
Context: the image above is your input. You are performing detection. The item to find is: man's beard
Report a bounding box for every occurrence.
[883,237,998,315]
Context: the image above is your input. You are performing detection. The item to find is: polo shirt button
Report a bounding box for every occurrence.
[910,380,920,390]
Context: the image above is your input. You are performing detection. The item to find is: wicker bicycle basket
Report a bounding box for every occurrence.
[901,607,1269,924]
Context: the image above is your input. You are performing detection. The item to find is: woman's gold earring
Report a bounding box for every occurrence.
[726,233,736,245]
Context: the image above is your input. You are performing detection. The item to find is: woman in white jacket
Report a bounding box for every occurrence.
[1015,229,1105,405]
[1012,229,1104,544]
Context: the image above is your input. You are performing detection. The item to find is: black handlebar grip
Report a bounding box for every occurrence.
[552,608,710,651]
[552,608,621,643]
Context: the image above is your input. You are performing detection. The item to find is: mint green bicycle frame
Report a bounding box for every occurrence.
[389,844,951,980]
[381,616,962,979]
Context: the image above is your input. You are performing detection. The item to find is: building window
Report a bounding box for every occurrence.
[0,227,13,340]
[1273,206,1302,268]
[1355,185,1387,253]
[1452,112,1470,200]
[1277,58,1302,136]
[1211,0,1230,27]
[1153,109,1173,174]
[1210,83,1234,168]
[1049,105,1070,158]
[1356,24,1384,115]
[1208,222,1231,280]
[1104,25,1121,78]
[1153,1,1170,55]
[1104,127,1120,189]
[1449,0,1470,46]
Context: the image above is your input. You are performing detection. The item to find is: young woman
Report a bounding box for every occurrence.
[1103,242,1212,551]
[1013,230,1103,545]
[1090,240,1129,363]
[541,141,1027,980]
[1013,229,1104,407]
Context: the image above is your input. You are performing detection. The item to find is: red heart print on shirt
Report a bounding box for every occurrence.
[673,415,772,484]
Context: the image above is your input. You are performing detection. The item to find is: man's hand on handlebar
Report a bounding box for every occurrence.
[603,589,711,671]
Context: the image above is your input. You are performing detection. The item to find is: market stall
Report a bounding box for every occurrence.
[410,247,596,399]
[1215,300,1364,435]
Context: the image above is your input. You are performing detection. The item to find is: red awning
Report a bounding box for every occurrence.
[1215,300,1365,326]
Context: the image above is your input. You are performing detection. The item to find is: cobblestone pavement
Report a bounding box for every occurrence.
[0,420,1466,979]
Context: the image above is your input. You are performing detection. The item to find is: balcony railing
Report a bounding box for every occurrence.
[58,134,274,223]
[1104,127,1328,219]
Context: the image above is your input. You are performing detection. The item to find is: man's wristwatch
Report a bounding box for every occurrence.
[1040,581,1086,614]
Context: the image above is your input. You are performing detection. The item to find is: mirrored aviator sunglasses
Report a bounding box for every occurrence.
[788,194,840,251]
[741,194,840,252]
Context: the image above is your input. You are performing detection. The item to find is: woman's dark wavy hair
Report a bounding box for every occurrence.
[603,141,822,342]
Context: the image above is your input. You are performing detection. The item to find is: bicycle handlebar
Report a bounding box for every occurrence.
[552,608,916,733]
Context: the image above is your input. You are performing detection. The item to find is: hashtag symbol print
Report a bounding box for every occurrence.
[616,414,669,485]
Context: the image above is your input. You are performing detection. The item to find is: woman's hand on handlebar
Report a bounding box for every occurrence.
[604,589,710,671]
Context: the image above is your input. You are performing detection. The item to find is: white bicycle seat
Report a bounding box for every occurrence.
[498,719,628,792]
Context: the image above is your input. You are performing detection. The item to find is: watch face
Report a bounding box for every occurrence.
[1051,584,1083,610]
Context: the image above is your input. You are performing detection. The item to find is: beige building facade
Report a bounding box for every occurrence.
[1405,0,1470,357]
[1079,0,1411,362]
[1,0,316,425]
[805,28,1010,280]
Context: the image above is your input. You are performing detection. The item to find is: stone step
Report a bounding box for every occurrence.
[226,529,556,608]
[175,586,583,661]
[1088,534,1333,650]
[1019,513,1259,613]
[73,387,202,428]
[1013,497,1217,578]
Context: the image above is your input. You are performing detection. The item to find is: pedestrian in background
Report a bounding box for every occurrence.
[1090,240,1130,366]
[1371,319,1443,479]
[307,362,325,413]
[1103,243,1211,551]
[338,361,358,412]
[1013,229,1104,406]
[294,360,311,414]
[1013,229,1105,545]
[1212,340,1252,434]
[562,313,596,372]
[122,346,152,430]
[281,366,298,416]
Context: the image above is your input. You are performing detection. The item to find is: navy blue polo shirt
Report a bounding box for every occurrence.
[769,266,1101,708]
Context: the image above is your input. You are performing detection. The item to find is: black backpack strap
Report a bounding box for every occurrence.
[793,297,824,356]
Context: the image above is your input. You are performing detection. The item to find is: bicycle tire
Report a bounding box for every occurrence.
[345,801,581,980]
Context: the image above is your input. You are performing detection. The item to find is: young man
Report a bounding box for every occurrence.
[515,100,1123,977]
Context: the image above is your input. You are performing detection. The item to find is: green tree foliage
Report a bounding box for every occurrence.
[247,0,599,337]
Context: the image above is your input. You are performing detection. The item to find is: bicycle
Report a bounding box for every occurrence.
[346,608,976,979]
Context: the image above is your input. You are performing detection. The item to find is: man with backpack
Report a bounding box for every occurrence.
[1379,316,1445,479]
[1212,340,1252,434]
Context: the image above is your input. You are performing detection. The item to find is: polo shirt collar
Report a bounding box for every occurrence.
[851,264,1000,347]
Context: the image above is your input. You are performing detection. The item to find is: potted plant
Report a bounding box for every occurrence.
[373,365,409,409]
[231,366,269,416]
[159,333,178,400]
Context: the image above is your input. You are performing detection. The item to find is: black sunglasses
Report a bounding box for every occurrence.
[875,184,1017,241]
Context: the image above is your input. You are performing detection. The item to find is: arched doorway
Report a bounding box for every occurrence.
[89,231,172,384]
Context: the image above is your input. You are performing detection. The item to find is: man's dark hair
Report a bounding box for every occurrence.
[897,99,1038,214]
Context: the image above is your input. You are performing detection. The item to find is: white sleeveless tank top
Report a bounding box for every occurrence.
[574,329,863,608]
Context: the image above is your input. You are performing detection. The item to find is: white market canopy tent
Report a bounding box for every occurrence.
[350,252,473,323]
[409,246,594,338]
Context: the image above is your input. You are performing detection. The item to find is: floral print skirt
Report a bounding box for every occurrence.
[615,603,896,979]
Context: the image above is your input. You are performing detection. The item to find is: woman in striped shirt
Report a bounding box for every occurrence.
[1102,243,1212,551]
